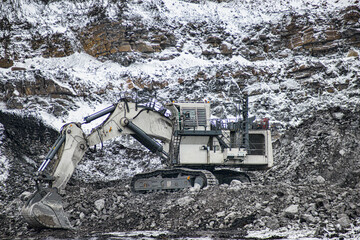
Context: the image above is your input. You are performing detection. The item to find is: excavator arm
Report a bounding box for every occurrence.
[22,100,175,229]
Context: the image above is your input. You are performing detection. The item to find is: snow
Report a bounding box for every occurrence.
[0,155,9,183]
[0,125,9,183]
[36,100,115,132]
[18,53,121,89]
[177,196,195,207]
[246,228,317,239]
[104,231,214,239]
[5,50,355,133]
[104,231,171,239]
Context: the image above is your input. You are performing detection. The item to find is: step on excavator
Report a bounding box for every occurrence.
[22,95,273,229]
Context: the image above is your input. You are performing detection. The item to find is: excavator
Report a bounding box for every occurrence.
[21,95,273,229]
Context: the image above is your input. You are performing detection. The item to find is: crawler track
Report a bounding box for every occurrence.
[131,168,218,193]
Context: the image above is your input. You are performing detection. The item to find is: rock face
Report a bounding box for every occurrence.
[31,33,75,58]
[0,70,76,116]
[0,58,13,68]
[79,20,176,65]
[268,5,360,57]
[1,1,359,129]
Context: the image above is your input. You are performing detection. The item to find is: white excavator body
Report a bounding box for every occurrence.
[171,102,273,169]
[22,96,273,229]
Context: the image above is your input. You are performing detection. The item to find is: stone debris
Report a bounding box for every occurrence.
[94,198,105,212]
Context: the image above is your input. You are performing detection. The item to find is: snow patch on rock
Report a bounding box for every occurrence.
[0,124,9,183]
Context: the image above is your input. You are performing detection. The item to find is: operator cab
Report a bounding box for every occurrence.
[168,101,273,170]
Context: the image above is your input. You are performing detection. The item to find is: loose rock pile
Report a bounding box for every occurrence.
[3,179,360,239]
[1,107,360,239]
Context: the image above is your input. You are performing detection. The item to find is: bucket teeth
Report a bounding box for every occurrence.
[21,188,73,229]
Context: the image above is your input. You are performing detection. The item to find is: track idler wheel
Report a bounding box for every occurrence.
[194,176,205,188]
[21,188,73,229]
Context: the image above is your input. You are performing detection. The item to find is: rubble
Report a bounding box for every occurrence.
[0,107,360,239]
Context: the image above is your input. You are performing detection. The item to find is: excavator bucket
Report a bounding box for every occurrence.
[21,187,73,229]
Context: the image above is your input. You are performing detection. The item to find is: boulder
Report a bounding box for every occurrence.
[94,199,105,211]
[337,214,351,228]
[284,204,299,218]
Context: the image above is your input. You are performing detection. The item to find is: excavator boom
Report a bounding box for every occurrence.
[22,100,175,229]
